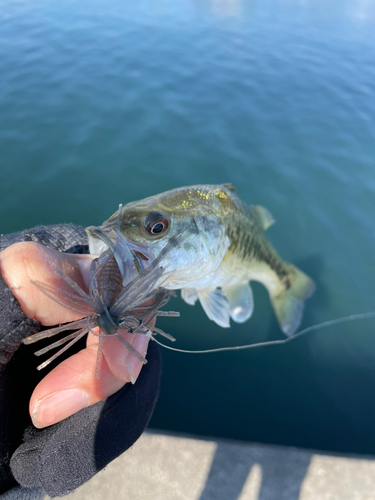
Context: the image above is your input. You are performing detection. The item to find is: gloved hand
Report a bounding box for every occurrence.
[0,225,162,498]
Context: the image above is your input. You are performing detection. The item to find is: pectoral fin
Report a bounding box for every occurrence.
[198,289,230,328]
[222,282,254,323]
[181,288,199,306]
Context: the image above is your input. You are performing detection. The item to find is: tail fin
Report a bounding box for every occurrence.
[270,265,315,336]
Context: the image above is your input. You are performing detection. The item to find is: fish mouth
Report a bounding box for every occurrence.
[133,250,149,262]
[121,240,156,272]
[86,225,154,274]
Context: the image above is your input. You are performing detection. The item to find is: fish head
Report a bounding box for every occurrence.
[101,185,233,288]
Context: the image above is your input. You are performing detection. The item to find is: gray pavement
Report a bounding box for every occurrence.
[46,430,375,500]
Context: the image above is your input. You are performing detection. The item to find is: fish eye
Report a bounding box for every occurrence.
[145,213,169,236]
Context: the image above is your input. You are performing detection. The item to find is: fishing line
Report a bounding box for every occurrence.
[151,311,375,354]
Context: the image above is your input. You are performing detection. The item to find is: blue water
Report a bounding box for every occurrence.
[1,0,375,454]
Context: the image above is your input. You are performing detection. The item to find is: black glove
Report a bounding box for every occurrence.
[0,225,162,498]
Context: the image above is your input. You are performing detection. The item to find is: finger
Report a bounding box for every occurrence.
[98,331,151,383]
[30,340,123,428]
[1,241,155,427]
[0,242,94,325]
[30,330,151,428]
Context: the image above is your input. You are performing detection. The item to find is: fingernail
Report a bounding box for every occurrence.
[126,336,149,384]
[32,389,91,428]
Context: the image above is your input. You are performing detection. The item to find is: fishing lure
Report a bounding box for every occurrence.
[23,209,182,380]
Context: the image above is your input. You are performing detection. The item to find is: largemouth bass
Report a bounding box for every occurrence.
[96,184,315,336]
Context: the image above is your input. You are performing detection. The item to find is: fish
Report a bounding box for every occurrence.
[23,210,182,379]
[96,184,315,336]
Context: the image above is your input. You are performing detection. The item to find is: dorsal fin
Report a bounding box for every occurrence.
[253,205,275,231]
[222,183,237,193]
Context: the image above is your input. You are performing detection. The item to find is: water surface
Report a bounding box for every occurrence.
[1,0,375,454]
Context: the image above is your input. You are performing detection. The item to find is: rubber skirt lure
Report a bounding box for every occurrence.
[23,219,182,379]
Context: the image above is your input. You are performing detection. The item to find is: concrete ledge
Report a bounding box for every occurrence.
[46,430,375,499]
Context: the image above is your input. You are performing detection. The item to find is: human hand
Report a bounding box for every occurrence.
[0,241,153,428]
[0,224,161,497]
